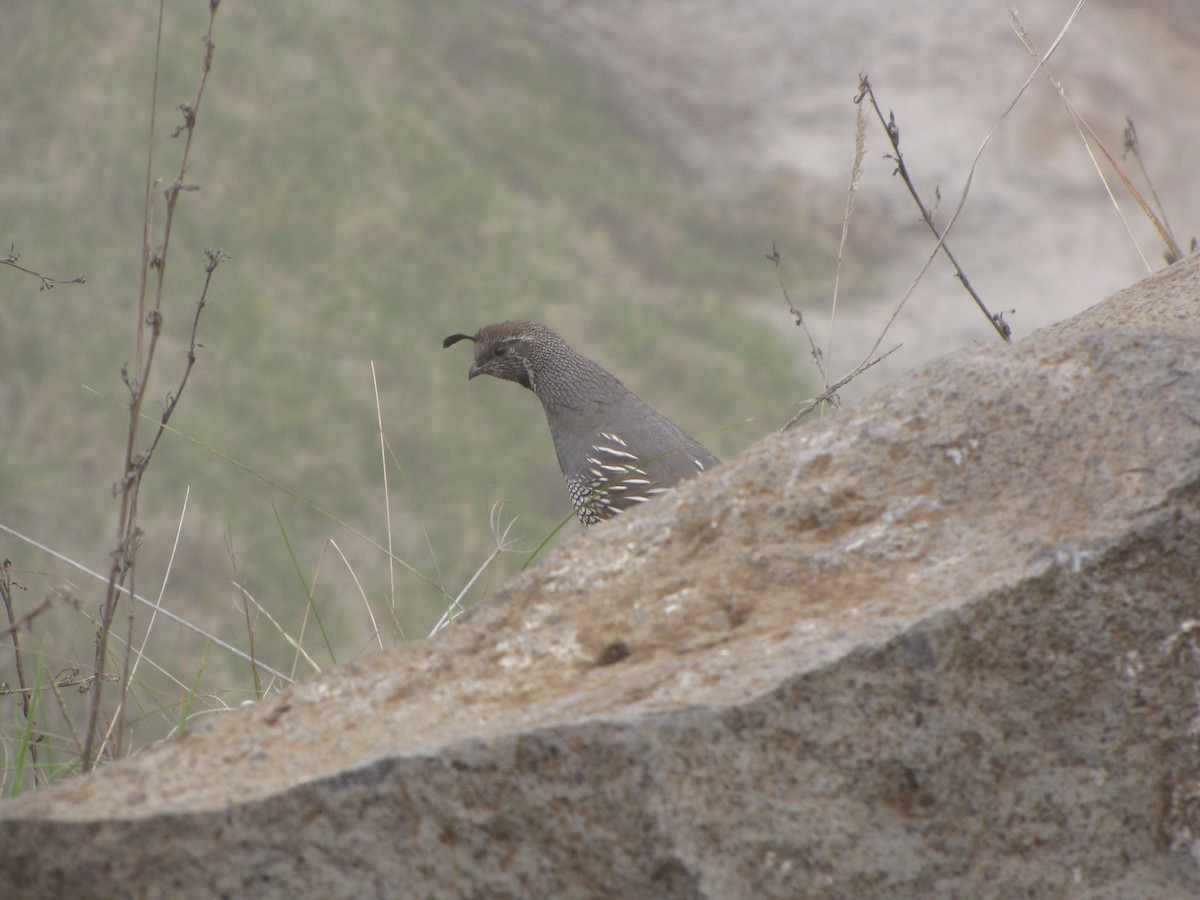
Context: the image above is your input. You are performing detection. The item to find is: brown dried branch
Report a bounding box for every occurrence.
[81,0,223,774]
[779,344,901,431]
[1,246,86,291]
[858,75,1011,342]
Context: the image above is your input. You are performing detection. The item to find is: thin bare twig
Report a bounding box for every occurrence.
[852,0,1093,350]
[1,559,44,782]
[767,244,826,382]
[143,248,229,465]
[780,344,901,431]
[1,246,86,291]
[47,666,86,756]
[858,76,1011,343]
[82,0,223,773]
[771,99,870,425]
[0,669,92,697]
[1,592,51,640]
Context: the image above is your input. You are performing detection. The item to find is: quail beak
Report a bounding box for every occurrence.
[467,362,482,380]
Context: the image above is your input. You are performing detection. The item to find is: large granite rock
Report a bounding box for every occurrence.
[3,254,1199,897]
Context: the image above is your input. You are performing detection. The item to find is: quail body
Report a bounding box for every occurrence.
[444,320,720,526]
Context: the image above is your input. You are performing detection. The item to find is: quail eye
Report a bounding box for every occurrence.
[494,345,509,357]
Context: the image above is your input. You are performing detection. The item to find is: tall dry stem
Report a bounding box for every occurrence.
[81,0,224,773]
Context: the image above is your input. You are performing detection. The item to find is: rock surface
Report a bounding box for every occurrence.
[3,254,1200,897]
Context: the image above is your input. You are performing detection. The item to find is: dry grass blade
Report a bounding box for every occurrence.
[125,487,190,691]
[233,583,322,676]
[327,539,386,652]
[1010,9,1184,267]
[429,502,520,637]
[0,522,294,686]
[824,93,869,389]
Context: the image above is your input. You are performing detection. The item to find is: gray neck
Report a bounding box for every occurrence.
[528,336,628,414]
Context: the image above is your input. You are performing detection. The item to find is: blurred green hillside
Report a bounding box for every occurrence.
[1,0,834,679]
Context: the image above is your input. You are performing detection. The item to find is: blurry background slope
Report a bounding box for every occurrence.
[0,0,1194,671]
[0,1,822,662]
[514,0,1200,355]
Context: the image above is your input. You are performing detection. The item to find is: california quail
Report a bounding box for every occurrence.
[444,320,720,526]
